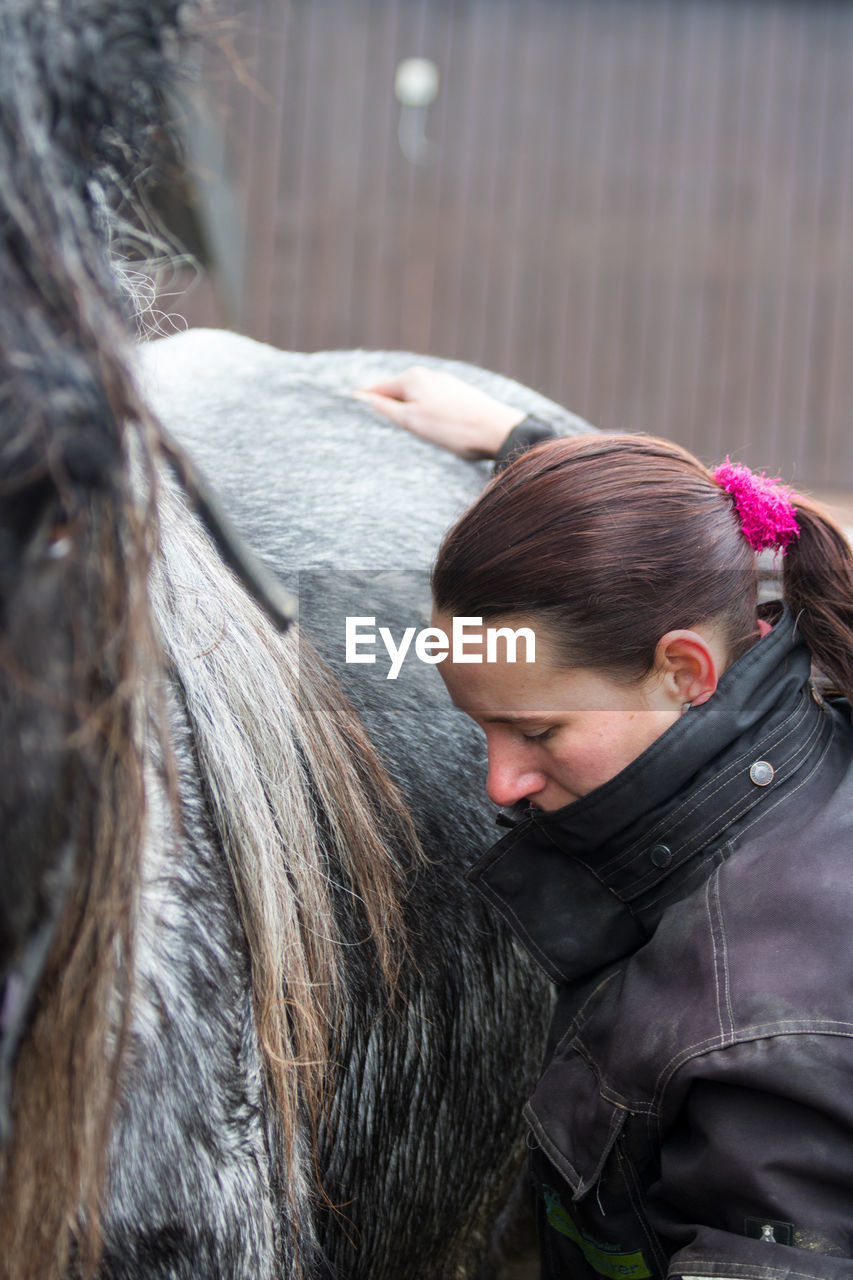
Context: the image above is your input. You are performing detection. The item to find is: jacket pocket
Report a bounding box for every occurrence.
[525,1043,629,1200]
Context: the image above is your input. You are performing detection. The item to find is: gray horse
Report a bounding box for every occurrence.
[126,329,588,1279]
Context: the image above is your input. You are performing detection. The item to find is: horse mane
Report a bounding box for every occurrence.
[0,0,188,1267]
[0,389,161,1279]
[0,27,166,1253]
[0,1,424,1271]
[0,381,422,1280]
[147,456,421,1172]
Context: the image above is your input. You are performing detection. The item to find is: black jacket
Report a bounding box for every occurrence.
[469,607,853,1279]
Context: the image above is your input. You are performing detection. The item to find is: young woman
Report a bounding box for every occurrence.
[358,368,853,1279]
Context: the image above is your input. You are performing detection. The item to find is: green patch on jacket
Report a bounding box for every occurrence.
[542,1184,652,1279]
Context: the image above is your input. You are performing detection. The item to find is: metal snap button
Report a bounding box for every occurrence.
[749,760,774,787]
[650,843,673,868]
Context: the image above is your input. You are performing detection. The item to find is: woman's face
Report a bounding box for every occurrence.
[433,612,685,812]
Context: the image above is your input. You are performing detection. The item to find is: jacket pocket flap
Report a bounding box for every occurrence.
[524,1047,627,1200]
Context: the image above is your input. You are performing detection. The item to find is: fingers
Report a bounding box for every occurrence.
[357,366,433,403]
[353,388,410,425]
[353,365,524,458]
[356,371,414,399]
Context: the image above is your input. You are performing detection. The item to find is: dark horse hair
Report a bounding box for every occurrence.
[433,432,853,697]
[0,2,420,1274]
[0,1,174,1268]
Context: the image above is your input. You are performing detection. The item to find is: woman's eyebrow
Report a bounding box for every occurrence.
[481,713,555,725]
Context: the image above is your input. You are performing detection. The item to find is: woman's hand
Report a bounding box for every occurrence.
[354,366,525,459]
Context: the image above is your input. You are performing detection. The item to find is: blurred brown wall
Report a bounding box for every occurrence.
[174,0,853,488]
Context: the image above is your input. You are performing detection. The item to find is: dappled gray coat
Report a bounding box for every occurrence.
[122,328,591,1278]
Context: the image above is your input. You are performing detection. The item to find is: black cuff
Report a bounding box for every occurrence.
[493,415,559,472]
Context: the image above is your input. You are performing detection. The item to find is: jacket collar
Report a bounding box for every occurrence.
[468,608,829,984]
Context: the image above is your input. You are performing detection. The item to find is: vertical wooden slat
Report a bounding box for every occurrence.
[428,0,494,360]
[597,4,655,435]
[522,0,572,397]
[286,1,339,349]
[396,0,444,355]
[762,7,804,475]
[529,1,586,402]
[628,1,675,440]
[739,5,780,465]
[576,1,618,419]
[681,0,725,461]
[454,0,516,367]
[790,10,832,481]
[352,0,405,350]
[821,4,853,484]
[708,0,754,463]
[655,2,701,451]
[486,0,539,376]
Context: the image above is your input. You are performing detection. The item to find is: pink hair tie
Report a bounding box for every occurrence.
[712,457,800,554]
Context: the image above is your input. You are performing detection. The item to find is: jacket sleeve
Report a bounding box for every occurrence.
[493,414,560,472]
[656,1069,853,1279]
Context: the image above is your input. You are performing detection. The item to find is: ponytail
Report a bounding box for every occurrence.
[784,500,853,701]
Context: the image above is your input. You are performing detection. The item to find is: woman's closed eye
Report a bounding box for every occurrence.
[521,726,556,743]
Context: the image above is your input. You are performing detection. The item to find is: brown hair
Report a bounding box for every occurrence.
[432,433,853,697]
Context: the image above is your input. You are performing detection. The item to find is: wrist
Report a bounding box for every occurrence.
[494,415,560,471]
[478,405,527,457]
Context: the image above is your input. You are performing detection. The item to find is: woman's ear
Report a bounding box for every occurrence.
[653,629,721,708]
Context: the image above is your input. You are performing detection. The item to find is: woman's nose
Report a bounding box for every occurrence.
[485,743,546,808]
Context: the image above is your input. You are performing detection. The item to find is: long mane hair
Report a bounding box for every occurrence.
[0,342,161,1277]
[0,2,418,1274]
[148,459,420,1173]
